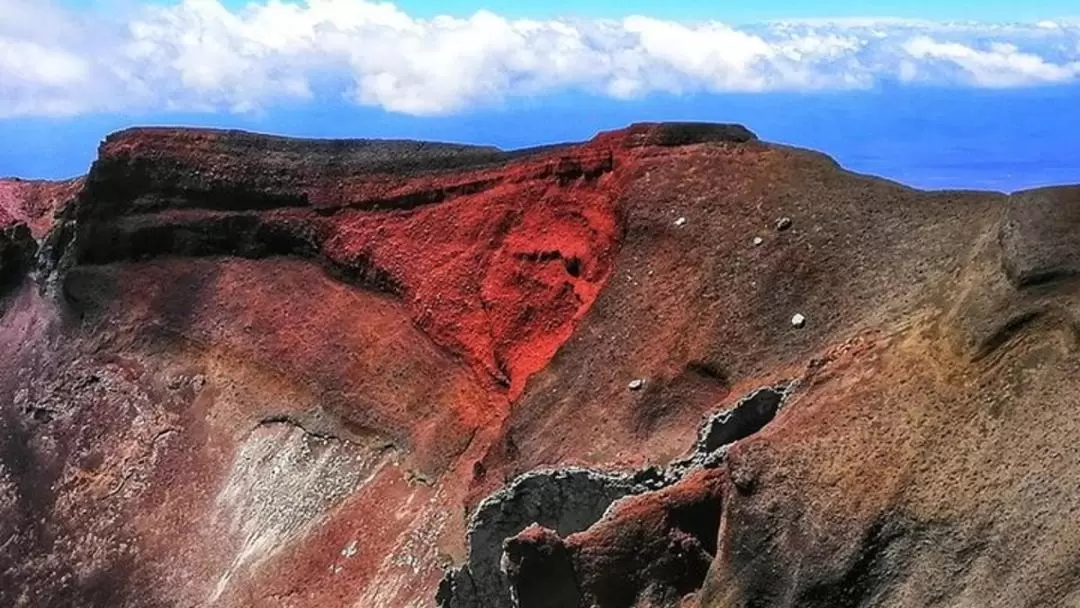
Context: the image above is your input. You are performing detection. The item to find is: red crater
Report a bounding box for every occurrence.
[320,145,625,400]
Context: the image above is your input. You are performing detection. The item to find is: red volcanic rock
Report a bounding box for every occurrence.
[503,467,727,608]
[4,121,1080,608]
[502,525,581,608]
[0,178,81,299]
[77,128,624,401]
[0,177,82,238]
[569,468,725,608]
[71,123,750,401]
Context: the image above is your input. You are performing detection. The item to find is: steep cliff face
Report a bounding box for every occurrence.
[1,122,1078,608]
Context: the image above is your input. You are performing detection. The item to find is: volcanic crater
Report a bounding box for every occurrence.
[2,122,1080,608]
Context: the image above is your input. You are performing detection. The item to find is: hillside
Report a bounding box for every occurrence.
[2,122,1079,607]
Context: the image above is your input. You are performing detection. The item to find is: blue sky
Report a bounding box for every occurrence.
[351,0,1080,21]
[59,0,1080,22]
[4,1,1080,190]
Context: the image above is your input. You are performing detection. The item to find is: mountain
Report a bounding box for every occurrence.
[2,122,1079,607]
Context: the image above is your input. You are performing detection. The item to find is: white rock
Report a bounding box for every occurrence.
[753,236,764,246]
[791,314,807,328]
[628,379,645,391]
[674,217,687,227]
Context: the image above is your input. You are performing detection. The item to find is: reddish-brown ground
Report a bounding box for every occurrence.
[0,177,83,237]
[2,122,1080,608]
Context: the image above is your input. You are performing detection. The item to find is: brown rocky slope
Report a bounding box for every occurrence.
[1,122,1079,607]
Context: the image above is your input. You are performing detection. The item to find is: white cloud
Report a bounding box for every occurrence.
[902,36,1080,86]
[1,0,1079,117]
[0,39,90,87]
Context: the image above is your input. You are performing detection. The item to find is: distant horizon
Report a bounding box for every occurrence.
[5,85,1079,194]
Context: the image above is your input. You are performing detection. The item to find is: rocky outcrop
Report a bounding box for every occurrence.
[440,382,789,608]
[1,178,82,298]
[441,467,663,608]
[505,466,726,608]
[3,121,1080,608]
[1000,186,1080,287]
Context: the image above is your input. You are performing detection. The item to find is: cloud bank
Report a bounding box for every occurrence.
[2,0,1079,117]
